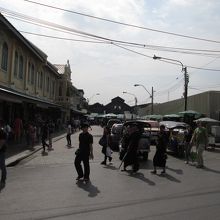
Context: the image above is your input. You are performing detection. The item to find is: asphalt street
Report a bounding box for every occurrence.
[0,126,220,220]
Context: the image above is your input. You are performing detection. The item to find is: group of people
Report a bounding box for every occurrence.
[73,120,209,182]
[0,118,209,190]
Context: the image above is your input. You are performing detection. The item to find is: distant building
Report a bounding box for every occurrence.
[89,96,132,115]
[140,91,220,120]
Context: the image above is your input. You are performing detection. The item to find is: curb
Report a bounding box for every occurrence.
[6,133,66,167]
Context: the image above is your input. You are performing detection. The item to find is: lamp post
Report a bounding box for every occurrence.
[87,93,100,104]
[153,55,189,111]
[123,91,137,117]
[134,84,154,114]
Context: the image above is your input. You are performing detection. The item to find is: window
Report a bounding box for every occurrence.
[28,62,31,83]
[18,55,23,79]
[59,84,62,96]
[52,81,55,96]
[66,87,70,96]
[14,51,18,77]
[1,42,8,71]
[46,76,49,92]
[40,71,43,89]
[31,64,34,84]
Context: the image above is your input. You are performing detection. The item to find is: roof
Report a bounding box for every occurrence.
[54,64,65,74]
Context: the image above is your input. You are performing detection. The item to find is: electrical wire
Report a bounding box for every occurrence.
[1,7,220,71]
[2,8,220,58]
[23,0,220,44]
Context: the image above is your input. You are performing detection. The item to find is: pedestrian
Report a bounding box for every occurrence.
[66,121,72,147]
[13,116,23,143]
[190,121,208,168]
[184,126,193,164]
[29,122,36,150]
[151,124,169,175]
[122,123,141,173]
[74,123,93,182]
[48,120,54,150]
[99,126,112,165]
[0,128,7,190]
[41,122,49,154]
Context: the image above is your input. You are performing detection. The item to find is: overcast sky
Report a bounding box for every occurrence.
[1,0,220,106]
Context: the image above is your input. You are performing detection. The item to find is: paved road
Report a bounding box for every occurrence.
[0,126,220,220]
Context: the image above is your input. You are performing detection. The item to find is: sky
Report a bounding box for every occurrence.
[0,0,220,106]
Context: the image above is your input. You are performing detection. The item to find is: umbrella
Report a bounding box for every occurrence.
[194,117,220,123]
[179,110,202,119]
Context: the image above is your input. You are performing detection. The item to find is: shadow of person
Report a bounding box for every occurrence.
[166,166,183,175]
[159,173,181,183]
[0,183,6,192]
[128,172,156,186]
[103,164,117,170]
[41,151,48,156]
[203,167,220,174]
[77,181,101,197]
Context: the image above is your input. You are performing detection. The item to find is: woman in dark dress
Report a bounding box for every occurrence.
[151,125,169,174]
[99,126,112,165]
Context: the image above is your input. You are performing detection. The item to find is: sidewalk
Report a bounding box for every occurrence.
[5,131,66,166]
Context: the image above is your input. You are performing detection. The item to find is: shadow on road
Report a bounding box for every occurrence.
[128,172,156,186]
[159,173,181,183]
[166,166,183,175]
[102,164,118,170]
[76,181,101,197]
[203,167,220,174]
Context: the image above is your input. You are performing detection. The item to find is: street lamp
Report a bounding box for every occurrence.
[87,93,100,104]
[153,55,189,111]
[134,84,154,114]
[122,91,137,106]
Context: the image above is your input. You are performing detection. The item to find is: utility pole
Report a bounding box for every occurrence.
[151,86,154,115]
[153,55,188,111]
[183,67,189,111]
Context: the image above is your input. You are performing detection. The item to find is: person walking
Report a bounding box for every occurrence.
[190,121,208,168]
[99,126,112,165]
[151,124,169,175]
[184,126,193,164]
[41,122,49,154]
[122,123,141,173]
[74,123,93,182]
[48,120,54,150]
[66,121,72,148]
[0,128,7,190]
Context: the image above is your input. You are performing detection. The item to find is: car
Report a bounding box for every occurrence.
[107,119,122,129]
[160,121,189,157]
[119,120,151,161]
[142,120,160,144]
[110,123,123,151]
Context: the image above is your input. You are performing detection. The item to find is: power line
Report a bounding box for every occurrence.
[19,30,110,44]
[2,8,220,71]
[23,0,220,44]
[20,30,220,58]
[2,8,220,58]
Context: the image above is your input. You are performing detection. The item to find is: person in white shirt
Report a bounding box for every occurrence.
[66,122,72,148]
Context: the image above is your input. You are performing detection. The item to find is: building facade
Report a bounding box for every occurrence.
[0,13,85,127]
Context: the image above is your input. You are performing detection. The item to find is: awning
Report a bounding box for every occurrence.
[0,86,61,108]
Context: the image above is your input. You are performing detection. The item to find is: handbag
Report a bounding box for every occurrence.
[106,146,112,157]
[99,136,106,147]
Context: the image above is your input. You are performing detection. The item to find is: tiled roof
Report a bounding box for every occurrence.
[54,64,65,74]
